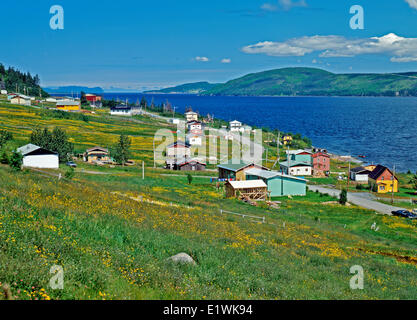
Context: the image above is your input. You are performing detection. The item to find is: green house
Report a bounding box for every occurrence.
[287,149,313,164]
[245,168,307,197]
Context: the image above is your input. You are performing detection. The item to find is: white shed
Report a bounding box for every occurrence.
[350,166,371,183]
[17,144,59,169]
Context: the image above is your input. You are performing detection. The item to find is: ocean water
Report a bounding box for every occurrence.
[99,94,417,173]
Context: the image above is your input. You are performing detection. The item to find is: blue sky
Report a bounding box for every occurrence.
[2,0,417,90]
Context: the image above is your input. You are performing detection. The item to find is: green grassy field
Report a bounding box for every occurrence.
[0,102,416,300]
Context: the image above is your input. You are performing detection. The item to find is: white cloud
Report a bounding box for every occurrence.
[261,3,278,11]
[405,0,417,9]
[242,33,417,63]
[261,0,307,11]
[221,58,231,63]
[194,56,209,62]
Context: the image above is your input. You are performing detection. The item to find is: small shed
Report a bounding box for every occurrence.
[349,166,371,182]
[225,180,268,200]
[246,168,307,197]
[17,144,59,169]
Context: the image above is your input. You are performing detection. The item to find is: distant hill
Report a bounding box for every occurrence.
[0,63,49,97]
[144,82,218,94]
[44,86,104,94]
[148,67,417,97]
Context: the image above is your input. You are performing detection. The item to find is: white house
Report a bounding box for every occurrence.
[185,111,198,122]
[17,144,59,169]
[9,94,31,106]
[350,166,371,183]
[229,120,242,132]
[110,105,141,116]
[187,120,203,132]
[166,141,191,158]
[186,133,203,146]
[279,161,313,176]
[1,90,7,95]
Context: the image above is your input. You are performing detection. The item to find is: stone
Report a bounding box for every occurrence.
[168,253,196,265]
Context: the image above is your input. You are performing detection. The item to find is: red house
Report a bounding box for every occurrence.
[85,94,102,102]
[312,152,330,175]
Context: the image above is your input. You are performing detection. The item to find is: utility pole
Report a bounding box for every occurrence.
[347,154,351,191]
[142,161,145,180]
[272,132,280,169]
[153,139,156,168]
[391,164,395,204]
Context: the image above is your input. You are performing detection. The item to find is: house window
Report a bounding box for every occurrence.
[380,186,385,191]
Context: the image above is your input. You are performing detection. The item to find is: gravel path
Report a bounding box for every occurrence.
[307,185,405,215]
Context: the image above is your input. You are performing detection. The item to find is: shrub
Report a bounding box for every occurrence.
[339,189,348,205]
[9,150,23,171]
[65,167,75,180]
[187,173,193,185]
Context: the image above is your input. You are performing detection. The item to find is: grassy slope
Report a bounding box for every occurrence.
[0,103,416,300]
[203,68,417,96]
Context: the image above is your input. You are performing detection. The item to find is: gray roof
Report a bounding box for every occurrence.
[279,161,312,168]
[245,168,307,182]
[17,144,57,156]
[56,100,80,106]
[17,144,41,156]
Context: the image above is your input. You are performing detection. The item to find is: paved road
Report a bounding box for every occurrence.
[307,185,405,215]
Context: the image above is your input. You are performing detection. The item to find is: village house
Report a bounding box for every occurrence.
[349,166,372,183]
[110,105,141,116]
[287,149,313,163]
[85,94,102,108]
[282,135,293,145]
[245,168,307,197]
[368,165,398,193]
[187,120,203,133]
[83,146,111,164]
[279,161,313,176]
[217,160,269,181]
[312,151,330,175]
[225,179,268,200]
[165,157,206,171]
[56,100,81,112]
[17,144,59,169]
[185,111,198,122]
[166,141,191,159]
[186,132,203,146]
[229,120,243,132]
[9,94,31,106]
[1,90,7,95]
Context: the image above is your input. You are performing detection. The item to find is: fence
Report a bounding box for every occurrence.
[220,209,266,224]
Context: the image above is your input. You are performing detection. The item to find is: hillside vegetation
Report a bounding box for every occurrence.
[0,101,416,300]
[0,64,48,97]
[150,67,417,97]
[145,82,218,94]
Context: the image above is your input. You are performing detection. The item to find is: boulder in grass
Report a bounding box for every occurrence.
[168,253,196,265]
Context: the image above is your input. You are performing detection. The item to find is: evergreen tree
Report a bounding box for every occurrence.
[112,134,131,165]
[339,189,348,205]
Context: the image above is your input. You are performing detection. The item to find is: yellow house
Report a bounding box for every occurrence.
[283,135,293,145]
[368,165,398,194]
[56,100,81,111]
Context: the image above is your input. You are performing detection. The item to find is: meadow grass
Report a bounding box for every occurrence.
[0,102,416,300]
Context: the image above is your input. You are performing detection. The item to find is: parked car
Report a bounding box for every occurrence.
[391,210,417,219]
[66,161,77,168]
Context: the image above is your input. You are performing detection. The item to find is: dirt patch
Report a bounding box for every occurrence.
[358,248,417,265]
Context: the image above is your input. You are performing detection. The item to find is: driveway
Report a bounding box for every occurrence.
[307,185,406,215]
